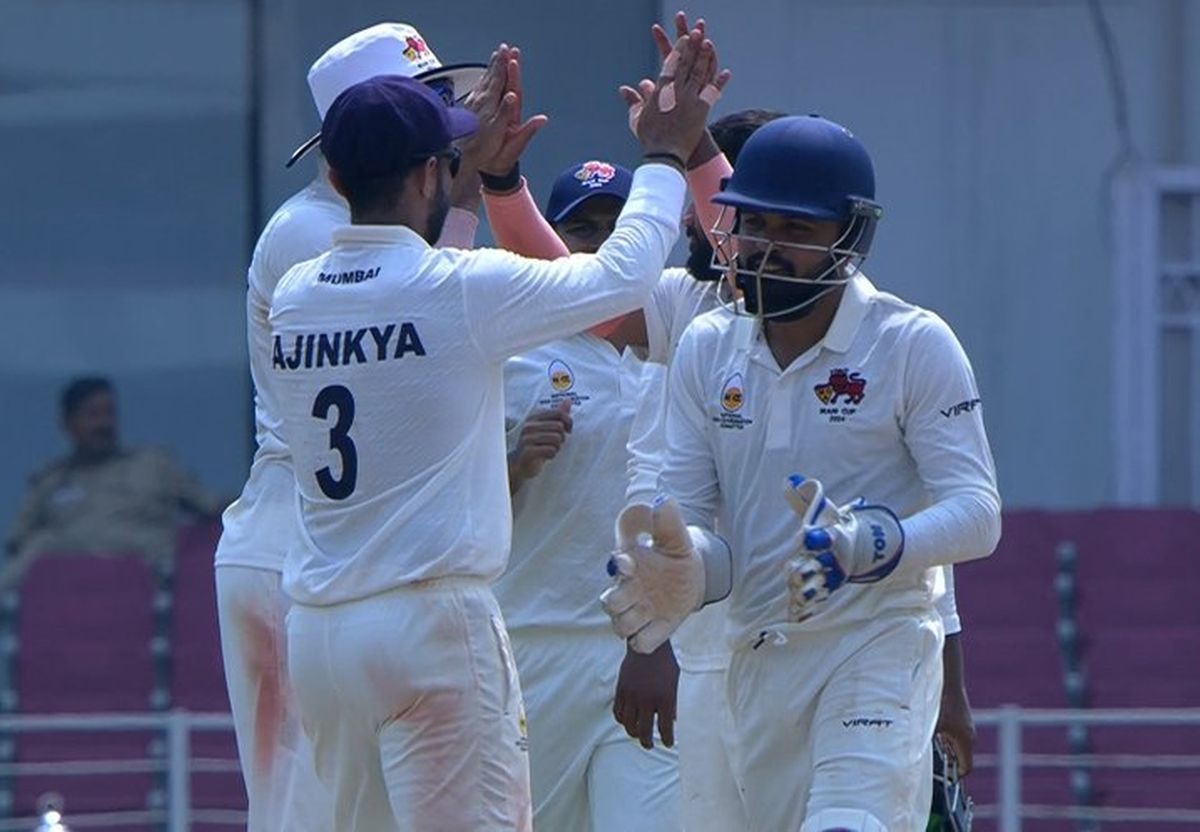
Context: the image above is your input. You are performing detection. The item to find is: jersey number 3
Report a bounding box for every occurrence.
[312,384,358,500]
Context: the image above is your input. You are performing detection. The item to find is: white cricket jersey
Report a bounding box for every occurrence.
[495,336,650,632]
[663,273,999,644]
[645,268,723,366]
[216,177,346,571]
[217,178,481,572]
[628,268,726,503]
[268,164,685,606]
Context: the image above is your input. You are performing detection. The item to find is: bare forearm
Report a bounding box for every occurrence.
[943,632,966,696]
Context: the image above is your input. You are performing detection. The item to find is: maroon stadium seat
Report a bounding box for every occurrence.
[1071,510,1200,830]
[957,510,1200,832]
[11,554,159,829]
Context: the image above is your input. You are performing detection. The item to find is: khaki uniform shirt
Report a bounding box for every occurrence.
[6,447,225,582]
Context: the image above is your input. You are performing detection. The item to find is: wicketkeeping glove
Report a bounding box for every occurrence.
[782,474,904,622]
[600,497,705,654]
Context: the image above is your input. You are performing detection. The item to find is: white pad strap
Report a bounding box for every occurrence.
[688,526,731,606]
[800,808,888,832]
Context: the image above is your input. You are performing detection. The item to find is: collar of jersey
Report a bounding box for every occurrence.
[822,271,876,353]
[331,224,430,248]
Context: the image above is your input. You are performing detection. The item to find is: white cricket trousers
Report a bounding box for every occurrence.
[215,565,331,832]
[287,578,532,832]
[510,629,680,831]
[677,666,747,831]
[727,610,944,832]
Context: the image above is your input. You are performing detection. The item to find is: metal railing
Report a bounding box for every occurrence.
[976,707,1200,830]
[0,707,1198,830]
[0,711,240,830]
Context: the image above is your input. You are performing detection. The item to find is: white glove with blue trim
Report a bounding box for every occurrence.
[782,474,904,622]
[600,497,705,654]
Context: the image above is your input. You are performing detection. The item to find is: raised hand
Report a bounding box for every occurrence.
[651,10,703,60]
[450,45,510,208]
[621,15,731,151]
[467,44,548,178]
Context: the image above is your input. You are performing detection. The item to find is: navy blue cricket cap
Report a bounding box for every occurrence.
[545,160,633,224]
[319,74,478,179]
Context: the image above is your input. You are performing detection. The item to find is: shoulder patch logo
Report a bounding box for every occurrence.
[714,373,753,430]
[721,373,745,412]
[548,359,574,392]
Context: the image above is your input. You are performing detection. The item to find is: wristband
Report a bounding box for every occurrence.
[480,163,521,193]
[642,152,686,172]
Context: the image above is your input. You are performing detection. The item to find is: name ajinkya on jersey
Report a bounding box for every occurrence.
[272,322,427,371]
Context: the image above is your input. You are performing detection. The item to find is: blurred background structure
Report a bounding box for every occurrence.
[0,0,1198,829]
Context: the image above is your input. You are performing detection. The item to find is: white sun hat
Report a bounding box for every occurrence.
[285,22,486,168]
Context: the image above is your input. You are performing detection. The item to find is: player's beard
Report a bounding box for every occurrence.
[737,252,837,321]
[423,176,451,245]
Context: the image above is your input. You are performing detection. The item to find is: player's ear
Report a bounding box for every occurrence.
[327,167,348,200]
[416,156,439,199]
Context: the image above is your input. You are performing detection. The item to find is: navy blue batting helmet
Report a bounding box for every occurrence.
[712,114,882,257]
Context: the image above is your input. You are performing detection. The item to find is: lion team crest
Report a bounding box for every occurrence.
[814,368,866,405]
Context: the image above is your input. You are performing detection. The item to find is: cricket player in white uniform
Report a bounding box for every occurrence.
[213,23,487,829]
[602,115,1001,832]
[620,109,980,832]
[495,161,682,830]
[267,29,723,830]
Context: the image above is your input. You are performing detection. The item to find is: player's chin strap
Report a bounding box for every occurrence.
[708,205,866,321]
[800,808,889,832]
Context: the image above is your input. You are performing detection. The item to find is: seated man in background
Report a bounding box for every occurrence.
[3,376,227,586]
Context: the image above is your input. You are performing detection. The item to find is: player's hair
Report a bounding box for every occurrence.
[336,171,414,218]
[709,109,788,164]
[61,376,113,419]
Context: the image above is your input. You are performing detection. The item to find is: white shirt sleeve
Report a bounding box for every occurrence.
[897,315,1002,574]
[644,269,685,365]
[625,362,669,505]
[630,272,719,506]
[935,565,962,635]
[460,164,685,358]
[660,328,721,532]
[661,328,733,602]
